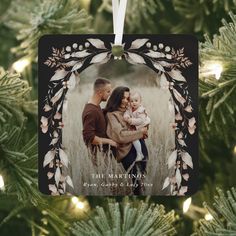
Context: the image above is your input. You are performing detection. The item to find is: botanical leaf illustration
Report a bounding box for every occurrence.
[66,176,74,188]
[51,88,64,104]
[59,149,69,168]
[175,168,182,188]
[74,50,91,58]
[50,69,68,82]
[179,186,188,195]
[171,48,192,69]
[168,69,186,82]
[90,52,110,64]
[49,184,57,194]
[87,38,106,49]
[55,167,61,186]
[145,50,164,58]
[153,62,165,72]
[126,52,146,64]
[162,177,170,190]
[43,150,55,167]
[173,88,186,105]
[129,38,149,49]
[72,61,83,72]
[168,150,177,169]
[182,151,193,168]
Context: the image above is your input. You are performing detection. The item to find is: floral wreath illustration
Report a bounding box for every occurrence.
[40,37,196,196]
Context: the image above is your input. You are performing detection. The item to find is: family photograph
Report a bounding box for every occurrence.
[62,63,175,195]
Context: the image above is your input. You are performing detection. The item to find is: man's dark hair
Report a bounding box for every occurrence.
[94,77,111,91]
[104,86,130,114]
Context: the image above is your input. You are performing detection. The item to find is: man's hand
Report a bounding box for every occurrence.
[107,139,118,147]
[92,136,118,147]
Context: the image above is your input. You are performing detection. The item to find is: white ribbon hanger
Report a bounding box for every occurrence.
[112,0,127,46]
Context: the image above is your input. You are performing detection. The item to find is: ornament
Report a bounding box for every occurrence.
[38,1,198,197]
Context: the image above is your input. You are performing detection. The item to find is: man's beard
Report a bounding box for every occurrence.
[101,97,108,102]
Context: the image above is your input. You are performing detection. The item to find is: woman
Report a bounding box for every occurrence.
[104,86,148,195]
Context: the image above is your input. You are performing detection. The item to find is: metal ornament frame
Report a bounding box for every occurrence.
[39,35,198,196]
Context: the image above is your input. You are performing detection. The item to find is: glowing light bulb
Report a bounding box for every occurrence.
[202,63,223,80]
[0,175,5,190]
[72,197,85,210]
[71,196,79,204]
[183,197,192,213]
[233,145,236,154]
[12,58,30,73]
[80,0,91,11]
[76,201,85,209]
[211,63,223,80]
[204,213,213,221]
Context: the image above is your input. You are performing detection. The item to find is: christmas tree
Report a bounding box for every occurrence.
[0,0,236,235]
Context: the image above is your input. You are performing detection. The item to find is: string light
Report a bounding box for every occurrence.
[183,197,192,213]
[71,196,85,210]
[76,201,85,209]
[233,145,236,155]
[71,196,79,204]
[0,175,5,190]
[204,213,213,221]
[80,0,91,11]
[211,63,223,80]
[201,62,223,80]
[12,58,30,73]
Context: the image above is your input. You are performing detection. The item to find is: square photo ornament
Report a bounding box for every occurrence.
[38,34,198,196]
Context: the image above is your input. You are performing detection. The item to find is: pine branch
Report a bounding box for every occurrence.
[97,0,164,33]
[199,12,236,154]
[4,0,93,60]
[0,0,12,22]
[71,197,177,236]
[172,0,236,34]
[125,0,163,33]
[0,110,74,235]
[193,187,236,236]
[0,194,72,236]
[0,120,40,203]
[0,67,31,124]
[0,67,39,203]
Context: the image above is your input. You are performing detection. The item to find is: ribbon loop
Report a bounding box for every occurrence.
[112,0,127,46]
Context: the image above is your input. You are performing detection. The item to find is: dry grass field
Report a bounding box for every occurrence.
[62,77,175,195]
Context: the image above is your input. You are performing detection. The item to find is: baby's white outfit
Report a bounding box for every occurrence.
[124,105,150,161]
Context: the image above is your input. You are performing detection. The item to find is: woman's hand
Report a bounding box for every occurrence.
[127,118,133,124]
[124,116,130,122]
[140,127,148,138]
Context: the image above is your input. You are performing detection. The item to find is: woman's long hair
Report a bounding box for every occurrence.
[104,86,130,114]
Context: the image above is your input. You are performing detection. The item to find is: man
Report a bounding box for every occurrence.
[82,78,117,155]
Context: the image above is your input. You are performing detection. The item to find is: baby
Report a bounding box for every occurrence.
[124,91,150,161]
